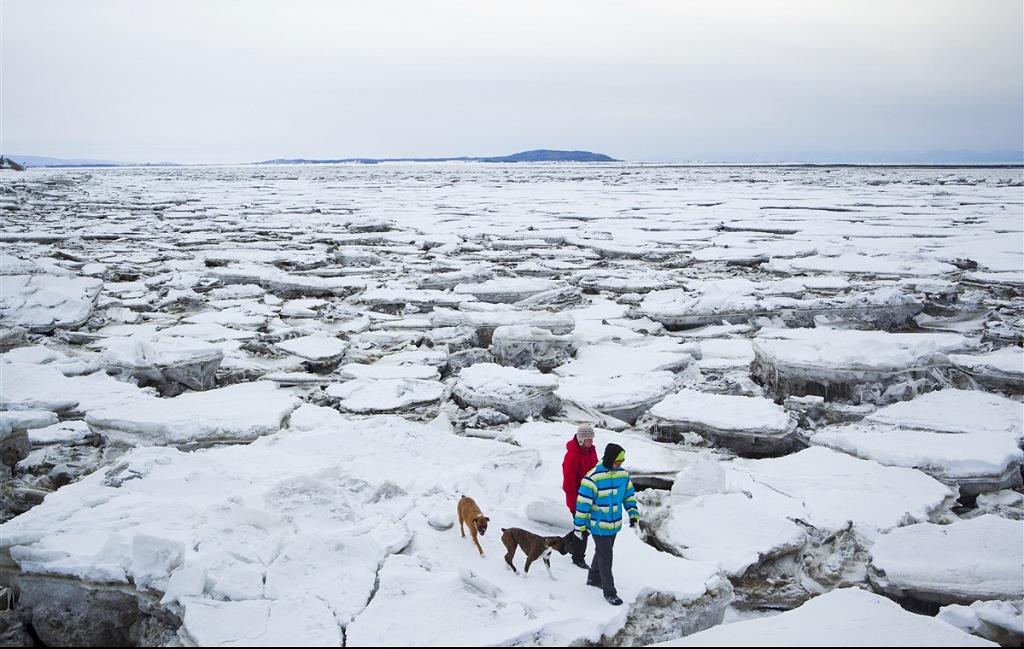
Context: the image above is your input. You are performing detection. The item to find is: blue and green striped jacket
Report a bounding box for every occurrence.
[573,463,640,536]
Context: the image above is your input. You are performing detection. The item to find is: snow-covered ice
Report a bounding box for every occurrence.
[1,163,1021,646]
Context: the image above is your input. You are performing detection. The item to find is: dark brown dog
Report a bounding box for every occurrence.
[457,495,490,556]
[501,527,569,579]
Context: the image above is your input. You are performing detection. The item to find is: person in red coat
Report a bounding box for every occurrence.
[562,423,598,568]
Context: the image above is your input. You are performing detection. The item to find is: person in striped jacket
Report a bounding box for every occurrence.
[573,442,640,606]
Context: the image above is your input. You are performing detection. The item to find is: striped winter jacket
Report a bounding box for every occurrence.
[573,463,640,536]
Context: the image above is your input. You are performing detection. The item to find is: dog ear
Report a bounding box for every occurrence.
[484,517,490,522]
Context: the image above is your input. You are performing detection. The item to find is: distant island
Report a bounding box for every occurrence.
[256,149,619,164]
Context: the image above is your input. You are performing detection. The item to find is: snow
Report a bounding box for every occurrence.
[938,600,1024,645]
[85,381,301,445]
[950,346,1024,378]
[1,415,728,646]
[656,587,997,647]
[326,378,444,413]
[275,334,349,361]
[2,164,1023,646]
[556,372,678,424]
[0,362,154,413]
[336,363,440,381]
[864,389,1024,441]
[732,447,955,532]
[650,390,793,436]
[754,328,979,374]
[453,278,564,303]
[811,424,1023,488]
[870,515,1024,604]
[0,275,103,331]
[453,363,560,421]
[102,335,224,368]
[554,338,699,378]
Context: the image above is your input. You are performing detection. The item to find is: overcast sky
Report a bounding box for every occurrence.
[2,0,1022,163]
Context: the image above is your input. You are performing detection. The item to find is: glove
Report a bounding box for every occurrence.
[629,517,639,528]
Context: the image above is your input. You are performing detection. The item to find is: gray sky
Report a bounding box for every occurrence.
[2,0,1022,164]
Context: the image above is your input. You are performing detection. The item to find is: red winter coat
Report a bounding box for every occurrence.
[562,437,598,513]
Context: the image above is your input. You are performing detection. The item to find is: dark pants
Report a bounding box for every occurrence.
[571,531,589,563]
[587,534,617,597]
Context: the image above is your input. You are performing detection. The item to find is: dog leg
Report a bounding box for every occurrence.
[504,550,518,574]
[472,532,484,556]
[523,556,534,575]
[458,511,465,538]
[544,556,556,581]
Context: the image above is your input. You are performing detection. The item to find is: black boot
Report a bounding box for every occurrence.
[604,593,623,606]
[572,556,589,569]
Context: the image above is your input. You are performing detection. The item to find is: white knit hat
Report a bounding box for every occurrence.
[576,423,595,441]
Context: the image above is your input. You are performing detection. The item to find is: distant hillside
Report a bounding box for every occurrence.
[0,156,25,171]
[477,149,617,162]
[257,149,618,165]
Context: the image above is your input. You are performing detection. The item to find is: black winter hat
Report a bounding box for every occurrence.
[602,443,625,468]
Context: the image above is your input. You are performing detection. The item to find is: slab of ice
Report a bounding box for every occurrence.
[336,363,440,381]
[556,371,678,424]
[577,269,682,294]
[430,308,575,336]
[287,403,346,431]
[347,529,729,647]
[353,288,473,308]
[0,362,154,413]
[639,279,919,328]
[656,587,996,647]
[373,348,450,369]
[0,275,103,331]
[693,338,755,371]
[752,328,980,404]
[102,335,224,393]
[275,334,348,361]
[869,515,1024,605]
[950,347,1024,394]
[208,264,366,297]
[660,489,807,577]
[650,390,796,456]
[767,252,959,277]
[1,345,67,365]
[417,265,494,290]
[811,424,1022,497]
[182,308,267,330]
[453,363,559,422]
[864,389,1024,442]
[325,378,444,413]
[489,325,576,371]
[938,600,1024,647]
[0,410,58,434]
[85,381,300,445]
[808,389,1024,495]
[0,413,728,645]
[157,322,258,342]
[453,278,563,303]
[181,594,342,647]
[732,447,955,532]
[27,420,95,446]
[555,338,699,378]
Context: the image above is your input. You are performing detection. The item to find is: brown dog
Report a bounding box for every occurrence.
[457,495,490,556]
[501,527,569,579]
